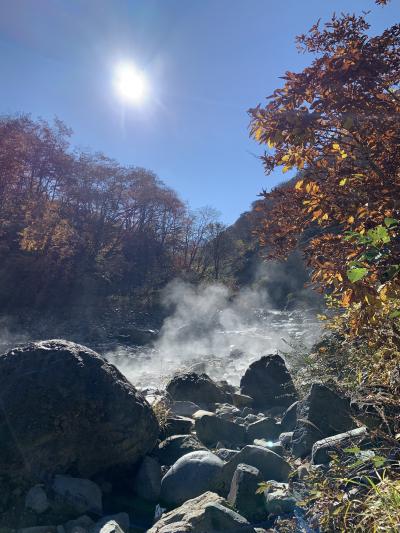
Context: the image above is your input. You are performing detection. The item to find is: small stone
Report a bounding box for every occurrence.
[216,404,241,421]
[280,401,299,432]
[133,456,161,501]
[232,393,254,409]
[91,514,129,533]
[200,502,256,532]
[195,412,246,447]
[170,401,201,417]
[279,432,294,448]
[16,526,57,533]
[94,521,123,533]
[25,485,49,514]
[244,414,259,424]
[64,515,94,533]
[247,417,280,442]
[264,481,296,516]
[53,475,102,515]
[297,464,311,480]
[253,439,284,456]
[215,449,240,462]
[154,434,206,466]
[166,372,227,407]
[163,416,193,438]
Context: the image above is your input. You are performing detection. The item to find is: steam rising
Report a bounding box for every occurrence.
[106,278,321,390]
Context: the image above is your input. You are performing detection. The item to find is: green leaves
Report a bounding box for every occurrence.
[347,267,368,283]
[344,220,399,284]
[384,217,399,228]
[367,225,390,246]
[344,447,361,454]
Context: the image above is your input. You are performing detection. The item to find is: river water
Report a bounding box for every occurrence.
[102,308,321,391]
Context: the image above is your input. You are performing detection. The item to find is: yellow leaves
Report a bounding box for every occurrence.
[254,127,265,142]
[305,181,319,194]
[295,180,304,190]
[348,215,355,224]
[339,178,347,186]
[282,165,291,173]
[332,142,348,159]
[357,206,369,219]
[267,138,275,148]
[312,209,323,221]
[312,210,329,223]
[281,154,290,162]
[341,289,353,308]
[379,285,388,302]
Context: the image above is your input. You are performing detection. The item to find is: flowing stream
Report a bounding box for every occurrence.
[102,308,321,391]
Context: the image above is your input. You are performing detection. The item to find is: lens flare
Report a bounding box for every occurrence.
[114,62,147,104]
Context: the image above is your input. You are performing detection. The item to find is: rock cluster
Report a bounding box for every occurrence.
[1,342,368,533]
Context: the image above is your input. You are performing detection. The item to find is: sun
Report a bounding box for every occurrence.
[114,62,148,104]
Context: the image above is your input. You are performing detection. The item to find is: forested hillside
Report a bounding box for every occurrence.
[0,115,316,339]
[0,117,232,322]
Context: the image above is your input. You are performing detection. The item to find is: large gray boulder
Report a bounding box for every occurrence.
[160,450,225,507]
[240,355,297,409]
[0,340,159,484]
[155,435,207,466]
[221,445,291,493]
[166,372,227,406]
[195,412,246,447]
[292,383,356,458]
[148,491,256,533]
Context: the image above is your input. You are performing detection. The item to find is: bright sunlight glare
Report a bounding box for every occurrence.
[114,62,148,104]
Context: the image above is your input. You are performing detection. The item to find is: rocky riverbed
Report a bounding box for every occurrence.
[0,338,387,533]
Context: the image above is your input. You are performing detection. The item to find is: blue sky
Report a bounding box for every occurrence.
[0,0,398,223]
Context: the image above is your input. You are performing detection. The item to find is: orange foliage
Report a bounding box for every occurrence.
[249,13,400,338]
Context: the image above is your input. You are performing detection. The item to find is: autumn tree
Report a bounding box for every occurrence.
[249,13,400,345]
[0,115,213,314]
